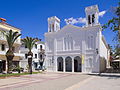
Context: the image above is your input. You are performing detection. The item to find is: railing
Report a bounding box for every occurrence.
[0,37,21,44]
[0,51,24,57]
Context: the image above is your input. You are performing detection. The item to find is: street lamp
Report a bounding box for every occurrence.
[52,56,54,71]
[39,49,46,71]
[96,48,99,54]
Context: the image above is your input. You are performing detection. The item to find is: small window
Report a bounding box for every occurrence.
[40,55,42,60]
[25,54,28,59]
[25,45,27,48]
[49,24,51,32]
[35,44,37,49]
[52,24,54,31]
[88,15,91,24]
[1,44,5,51]
[35,54,37,58]
[92,14,95,23]
[40,45,42,50]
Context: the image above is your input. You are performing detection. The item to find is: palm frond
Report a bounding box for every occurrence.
[5,30,21,48]
[22,37,38,51]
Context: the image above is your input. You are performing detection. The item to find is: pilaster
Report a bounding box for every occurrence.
[72,57,74,72]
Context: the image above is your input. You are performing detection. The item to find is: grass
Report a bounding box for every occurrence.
[0,72,41,78]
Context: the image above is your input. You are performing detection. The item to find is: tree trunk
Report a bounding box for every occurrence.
[28,51,33,74]
[6,49,14,74]
[28,58,32,74]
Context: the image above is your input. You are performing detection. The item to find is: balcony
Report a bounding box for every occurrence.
[0,36,21,45]
[0,29,21,45]
[0,51,24,57]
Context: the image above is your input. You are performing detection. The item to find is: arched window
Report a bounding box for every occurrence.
[35,44,37,49]
[35,54,37,58]
[92,14,95,23]
[25,54,28,59]
[1,44,5,51]
[88,35,94,49]
[49,24,51,32]
[88,15,91,24]
[40,45,42,50]
[52,24,54,32]
[40,54,42,60]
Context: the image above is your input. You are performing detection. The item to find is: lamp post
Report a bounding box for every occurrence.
[52,56,54,71]
[39,49,46,71]
[0,60,3,73]
[96,48,99,54]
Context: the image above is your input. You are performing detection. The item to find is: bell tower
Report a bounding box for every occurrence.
[85,5,99,26]
[48,16,60,32]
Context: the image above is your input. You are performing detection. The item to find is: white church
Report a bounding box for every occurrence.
[45,5,110,73]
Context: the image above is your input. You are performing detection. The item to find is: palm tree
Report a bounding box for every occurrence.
[22,37,38,74]
[5,30,21,73]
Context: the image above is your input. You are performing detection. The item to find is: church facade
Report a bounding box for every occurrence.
[45,5,110,73]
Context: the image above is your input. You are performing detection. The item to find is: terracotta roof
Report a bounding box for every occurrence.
[0,22,21,30]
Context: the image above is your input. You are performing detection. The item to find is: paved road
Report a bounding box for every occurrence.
[0,72,90,90]
[77,73,120,90]
[0,72,120,90]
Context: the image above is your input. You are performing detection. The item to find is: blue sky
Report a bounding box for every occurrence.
[0,0,119,47]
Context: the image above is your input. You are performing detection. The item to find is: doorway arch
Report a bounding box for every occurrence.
[74,56,82,72]
[65,56,72,72]
[57,57,63,71]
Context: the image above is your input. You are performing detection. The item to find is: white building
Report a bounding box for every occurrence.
[45,5,110,73]
[20,40,45,71]
[0,18,23,73]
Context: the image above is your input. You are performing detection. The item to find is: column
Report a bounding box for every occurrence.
[63,57,65,72]
[72,57,74,72]
[5,61,7,73]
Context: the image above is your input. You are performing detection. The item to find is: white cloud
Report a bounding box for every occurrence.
[65,10,106,25]
[64,17,86,25]
[99,10,106,17]
[78,17,86,23]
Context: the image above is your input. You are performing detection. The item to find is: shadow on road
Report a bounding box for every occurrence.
[87,73,120,79]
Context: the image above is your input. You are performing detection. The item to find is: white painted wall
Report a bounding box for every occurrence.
[45,24,105,73]
[45,5,109,73]
[20,41,45,70]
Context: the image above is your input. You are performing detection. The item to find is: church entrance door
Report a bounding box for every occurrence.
[74,60,78,72]
[57,57,63,71]
[74,56,82,72]
[65,56,72,72]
